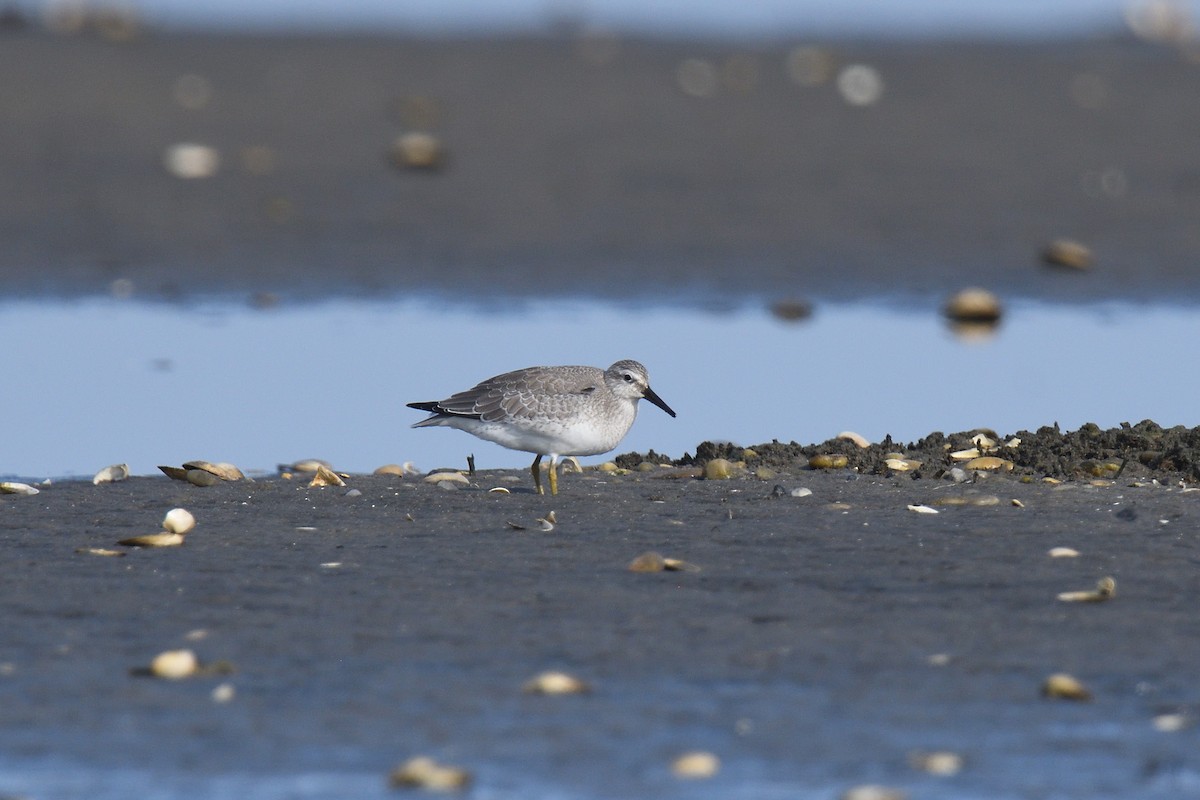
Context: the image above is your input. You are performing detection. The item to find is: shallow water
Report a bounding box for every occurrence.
[2,297,1198,481]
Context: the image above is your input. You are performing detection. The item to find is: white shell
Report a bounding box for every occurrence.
[907,504,939,514]
[162,508,196,534]
[0,482,39,495]
[150,649,198,679]
[93,464,130,485]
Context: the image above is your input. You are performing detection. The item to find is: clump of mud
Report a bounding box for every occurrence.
[615,420,1200,482]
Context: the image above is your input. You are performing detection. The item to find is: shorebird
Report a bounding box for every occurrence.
[407,360,676,495]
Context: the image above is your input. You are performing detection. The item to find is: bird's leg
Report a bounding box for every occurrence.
[548,455,559,496]
[531,454,544,495]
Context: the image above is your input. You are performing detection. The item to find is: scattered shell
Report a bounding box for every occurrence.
[704,458,735,480]
[838,431,870,448]
[636,461,658,472]
[309,465,346,487]
[423,471,469,485]
[373,464,407,476]
[1011,498,1025,508]
[950,448,981,460]
[909,750,963,776]
[118,532,185,548]
[808,454,849,470]
[1057,576,1116,603]
[927,653,952,666]
[183,461,244,481]
[672,751,720,779]
[535,515,555,532]
[522,670,590,695]
[884,458,920,472]
[791,487,813,498]
[162,508,196,535]
[389,756,472,791]
[943,467,968,483]
[596,461,619,473]
[92,463,130,485]
[1042,672,1092,701]
[488,486,511,494]
[560,456,583,474]
[907,504,939,514]
[964,456,1013,472]
[390,131,446,171]
[75,547,125,557]
[944,287,1002,323]
[754,466,776,480]
[185,469,220,487]
[1048,546,1080,558]
[0,481,39,495]
[149,649,199,679]
[841,785,907,800]
[1042,238,1093,270]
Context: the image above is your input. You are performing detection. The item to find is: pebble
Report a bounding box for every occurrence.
[1042,672,1092,701]
[522,671,590,695]
[92,463,130,485]
[944,287,1002,323]
[704,458,735,480]
[149,649,199,679]
[389,756,472,791]
[162,508,195,534]
[671,751,720,779]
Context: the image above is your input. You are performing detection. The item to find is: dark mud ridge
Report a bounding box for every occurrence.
[615,420,1200,483]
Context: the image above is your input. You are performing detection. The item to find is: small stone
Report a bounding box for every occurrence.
[909,750,963,776]
[841,785,907,800]
[390,132,446,170]
[944,287,1002,323]
[162,508,195,534]
[423,471,469,485]
[1042,238,1093,270]
[808,454,849,470]
[373,464,407,476]
[628,552,667,572]
[1049,546,1080,558]
[211,682,236,703]
[389,756,472,791]
[790,487,813,498]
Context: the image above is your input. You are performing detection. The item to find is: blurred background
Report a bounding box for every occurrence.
[3,0,1200,477]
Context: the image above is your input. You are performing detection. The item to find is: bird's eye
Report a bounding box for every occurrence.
[623,373,634,382]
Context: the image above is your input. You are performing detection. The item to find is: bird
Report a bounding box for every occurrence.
[407,360,676,495]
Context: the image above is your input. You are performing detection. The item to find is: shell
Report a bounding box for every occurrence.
[0,482,39,495]
[389,132,446,171]
[964,456,1013,472]
[423,471,468,485]
[1048,546,1080,558]
[158,466,189,481]
[522,670,591,695]
[1042,238,1093,270]
[308,465,346,487]
[841,786,907,800]
[92,464,130,485]
[162,508,196,534]
[185,469,220,487]
[944,287,1002,323]
[149,649,198,679]
[907,504,939,514]
[672,751,720,779]
[389,757,472,791]
[837,431,871,448]
[628,551,667,572]
[950,448,981,460]
[182,460,244,481]
[1042,672,1092,701]
[908,750,963,776]
[75,547,126,557]
[1057,576,1116,602]
[373,464,406,476]
[118,532,185,548]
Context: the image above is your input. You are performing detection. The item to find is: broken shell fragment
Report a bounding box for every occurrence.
[118,532,185,548]
[884,458,920,472]
[1042,672,1092,701]
[0,481,39,495]
[373,463,407,476]
[488,486,511,494]
[671,751,720,779]
[149,649,199,679]
[808,454,849,469]
[1048,546,1080,558]
[1057,576,1116,603]
[162,508,196,534]
[522,670,591,695]
[308,465,346,487]
[628,551,667,572]
[950,448,981,460]
[159,466,189,481]
[282,459,332,474]
[841,785,908,800]
[907,504,939,514]
[389,756,472,791]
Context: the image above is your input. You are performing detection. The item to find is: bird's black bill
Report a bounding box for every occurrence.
[643,386,677,418]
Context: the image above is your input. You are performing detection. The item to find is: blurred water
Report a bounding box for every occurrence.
[61,0,1188,37]
[2,297,1197,481]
